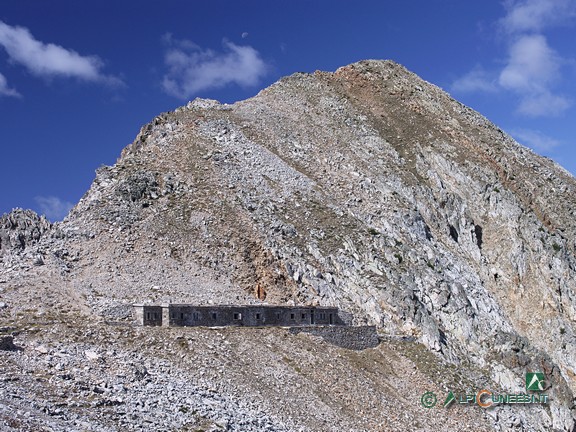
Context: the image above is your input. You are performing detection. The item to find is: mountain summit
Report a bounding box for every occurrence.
[1,60,575,431]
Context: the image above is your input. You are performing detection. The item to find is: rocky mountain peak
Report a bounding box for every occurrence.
[1,60,575,431]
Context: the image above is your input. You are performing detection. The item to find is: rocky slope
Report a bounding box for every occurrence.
[1,60,575,431]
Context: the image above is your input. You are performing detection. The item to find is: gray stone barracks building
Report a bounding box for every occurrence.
[134,304,345,327]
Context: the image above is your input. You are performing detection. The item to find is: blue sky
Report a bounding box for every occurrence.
[1,0,575,220]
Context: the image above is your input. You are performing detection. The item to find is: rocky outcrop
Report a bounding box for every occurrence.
[1,59,575,431]
[0,208,52,256]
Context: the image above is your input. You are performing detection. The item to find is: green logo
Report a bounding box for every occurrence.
[421,391,437,408]
[526,372,545,392]
[443,391,456,407]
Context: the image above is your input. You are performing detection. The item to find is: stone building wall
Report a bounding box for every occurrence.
[133,304,162,326]
[289,326,380,350]
[133,304,345,327]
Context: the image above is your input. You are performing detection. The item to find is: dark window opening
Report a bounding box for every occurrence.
[301,313,306,320]
[193,312,199,321]
[146,312,150,320]
[180,313,184,320]
[212,312,217,320]
[290,313,295,320]
[233,312,242,320]
[256,313,261,320]
[329,314,333,325]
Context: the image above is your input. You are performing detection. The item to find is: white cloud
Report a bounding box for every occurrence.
[510,128,561,151]
[452,2,573,117]
[162,36,268,99]
[451,67,497,93]
[517,91,571,116]
[498,35,571,116]
[35,196,73,221]
[499,35,560,92]
[0,20,121,85]
[0,72,20,97]
[501,0,576,33]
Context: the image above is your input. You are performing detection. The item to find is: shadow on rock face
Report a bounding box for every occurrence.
[0,335,23,352]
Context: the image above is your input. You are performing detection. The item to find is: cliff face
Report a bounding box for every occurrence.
[1,60,575,431]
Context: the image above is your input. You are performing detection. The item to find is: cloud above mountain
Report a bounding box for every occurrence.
[0,20,121,87]
[451,66,498,94]
[511,127,562,151]
[498,33,570,116]
[0,71,20,97]
[34,195,73,221]
[161,35,269,99]
[452,0,574,117]
[500,0,575,33]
